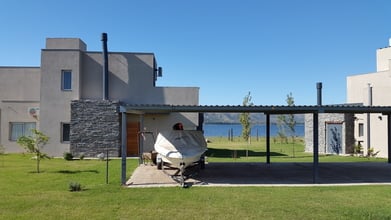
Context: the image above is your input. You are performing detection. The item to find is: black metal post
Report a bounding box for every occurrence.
[266,113,271,164]
[121,110,127,185]
[313,82,322,183]
[138,114,144,165]
[106,147,109,184]
[313,113,319,183]
[388,114,391,163]
[101,33,109,100]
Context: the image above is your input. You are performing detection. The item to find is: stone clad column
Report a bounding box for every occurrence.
[70,99,121,157]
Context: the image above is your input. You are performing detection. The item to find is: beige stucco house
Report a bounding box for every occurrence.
[347,39,391,158]
[0,36,200,157]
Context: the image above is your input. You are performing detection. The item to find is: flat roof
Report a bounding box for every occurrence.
[123,104,391,114]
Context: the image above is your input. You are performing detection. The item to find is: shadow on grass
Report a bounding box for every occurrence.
[56,170,99,174]
[206,148,287,158]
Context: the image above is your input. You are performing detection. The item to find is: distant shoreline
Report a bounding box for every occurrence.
[203,123,304,137]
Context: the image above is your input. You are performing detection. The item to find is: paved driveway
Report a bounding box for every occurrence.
[126,162,391,187]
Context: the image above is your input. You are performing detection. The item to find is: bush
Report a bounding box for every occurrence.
[69,182,82,192]
[63,152,73,161]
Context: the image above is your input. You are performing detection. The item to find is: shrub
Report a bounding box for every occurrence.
[69,182,82,192]
[353,145,363,156]
[17,129,50,173]
[368,148,380,158]
[63,152,73,161]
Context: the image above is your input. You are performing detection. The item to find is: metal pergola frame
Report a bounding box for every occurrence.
[120,104,391,185]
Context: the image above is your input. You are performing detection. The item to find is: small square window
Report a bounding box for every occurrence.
[61,70,72,90]
[61,123,70,142]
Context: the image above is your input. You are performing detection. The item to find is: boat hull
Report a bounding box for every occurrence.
[154,130,207,168]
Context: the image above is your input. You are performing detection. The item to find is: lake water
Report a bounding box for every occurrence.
[203,123,304,137]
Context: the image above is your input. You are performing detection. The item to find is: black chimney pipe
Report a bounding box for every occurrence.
[102,33,109,100]
[316,82,322,106]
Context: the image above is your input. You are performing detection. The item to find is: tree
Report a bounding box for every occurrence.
[277,115,287,144]
[17,129,50,173]
[285,92,296,143]
[240,92,253,142]
[277,93,296,144]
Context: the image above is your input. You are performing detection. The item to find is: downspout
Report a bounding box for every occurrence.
[367,83,372,156]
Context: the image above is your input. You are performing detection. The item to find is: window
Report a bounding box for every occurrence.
[10,122,36,141]
[358,123,364,137]
[61,70,72,90]
[61,123,70,142]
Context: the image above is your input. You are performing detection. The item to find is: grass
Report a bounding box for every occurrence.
[1,139,391,219]
[205,136,387,163]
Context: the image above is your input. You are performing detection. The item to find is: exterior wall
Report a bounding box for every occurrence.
[78,51,200,155]
[376,46,391,72]
[40,40,84,156]
[1,37,200,157]
[347,45,391,158]
[46,38,87,51]
[305,113,355,154]
[80,52,199,105]
[139,112,199,152]
[70,100,120,157]
[0,67,40,153]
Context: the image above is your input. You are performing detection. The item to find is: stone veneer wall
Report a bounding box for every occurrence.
[305,113,355,154]
[70,99,121,157]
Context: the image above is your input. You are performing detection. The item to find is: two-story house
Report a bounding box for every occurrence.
[0,35,200,157]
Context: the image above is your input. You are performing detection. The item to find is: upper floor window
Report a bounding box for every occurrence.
[61,70,72,90]
[9,122,36,141]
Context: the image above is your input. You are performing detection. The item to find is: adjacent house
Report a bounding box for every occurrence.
[0,36,200,157]
[347,39,391,158]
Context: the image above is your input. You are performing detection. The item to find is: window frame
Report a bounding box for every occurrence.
[61,70,72,91]
[9,122,36,141]
[358,123,364,137]
[61,122,70,143]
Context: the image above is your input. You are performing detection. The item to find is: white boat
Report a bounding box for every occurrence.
[154,130,207,170]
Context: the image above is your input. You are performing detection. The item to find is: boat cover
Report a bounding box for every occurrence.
[154,130,207,160]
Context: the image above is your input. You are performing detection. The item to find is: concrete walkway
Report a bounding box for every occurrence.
[126,162,391,187]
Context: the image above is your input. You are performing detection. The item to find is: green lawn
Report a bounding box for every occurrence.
[1,139,391,219]
[205,136,387,163]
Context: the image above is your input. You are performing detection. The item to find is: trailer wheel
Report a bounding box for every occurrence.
[200,156,205,170]
[157,157,162,170]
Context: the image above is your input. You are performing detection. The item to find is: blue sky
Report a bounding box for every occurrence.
[1,0,390,105]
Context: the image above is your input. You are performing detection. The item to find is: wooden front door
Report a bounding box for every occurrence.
[127,122,140,156]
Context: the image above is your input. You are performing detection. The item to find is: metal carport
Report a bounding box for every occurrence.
[120,104,391,185]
